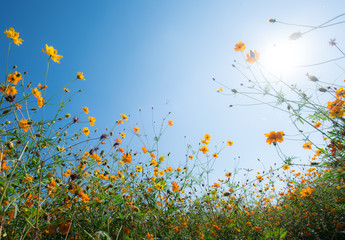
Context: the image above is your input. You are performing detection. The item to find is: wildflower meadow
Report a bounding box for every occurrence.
[1,12,345,240]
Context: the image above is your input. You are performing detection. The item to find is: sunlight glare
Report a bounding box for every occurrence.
[261,40,306,75]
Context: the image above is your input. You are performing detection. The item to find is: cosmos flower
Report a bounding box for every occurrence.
[200,146,209,154]
[82,107,89,114]
[4,27,23,46]
[18,119,31,132]
[77,72,85,80]
[246,50,260,63]
[88,116,96,126]
[42,44,63,63]
[83,127,90,136]
[120,114,128,121]
[172,182,179,192]
[234,41,246,52]
[265,131,284,145]
[302,142,312,149]
[7,71,22,85]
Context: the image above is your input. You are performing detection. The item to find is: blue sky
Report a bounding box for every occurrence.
[1,0,345,186]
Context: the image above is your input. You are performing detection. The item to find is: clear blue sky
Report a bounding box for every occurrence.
[1,0,345,186]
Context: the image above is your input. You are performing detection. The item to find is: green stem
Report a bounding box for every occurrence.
[5,41,11,80]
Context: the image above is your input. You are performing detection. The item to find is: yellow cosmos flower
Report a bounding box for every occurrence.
[62,170,72,177]
[154,182,164,191]
[64,88,70,93]
[6,86,17,95]
[204,134,211,141]
[83,127,90,136]
[77,72,85,80]
[120,114,128,121]
[227,140,233,146]
[42,44,63,63]
[120,132,126,138]
[38,83,47,89]
[217,87,223,92]
[18,120,31,132]
[234,41,246,52]
[136,165,143,172]
[159,156,165,162]
[82,107,89,114]
[200,146,209,154]
[150,160,158,166]
[37,96,44,108]
[133,126,140,133]
[88,116,96,126]
[282,164,290,170]
[4,27,23,46]
[31,88,42,98]
[212,153,218,158]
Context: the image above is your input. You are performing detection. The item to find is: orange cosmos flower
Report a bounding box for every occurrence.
[122,153,132,164]
[302,142,312,149]
[168,120,173,126]
[18,119,31,132]
[37,96,44,108]
[234,41,246,52]
[64,88,70,93]
[264,131,284,145]
[172,182,179,192]
[335,87,345,98]
[120,132,126,138]
[7,71,22,85]
[300,186,313,197]
[212,153,218,158]
[327,99,345,118]
[246,50,260,63]
[142,146,147,153]
[227,140,233,146]
[313,122,321,128]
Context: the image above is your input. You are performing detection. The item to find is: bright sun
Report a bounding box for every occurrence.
[261,40,306,74]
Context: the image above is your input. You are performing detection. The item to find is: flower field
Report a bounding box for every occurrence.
[1,16,345,240]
